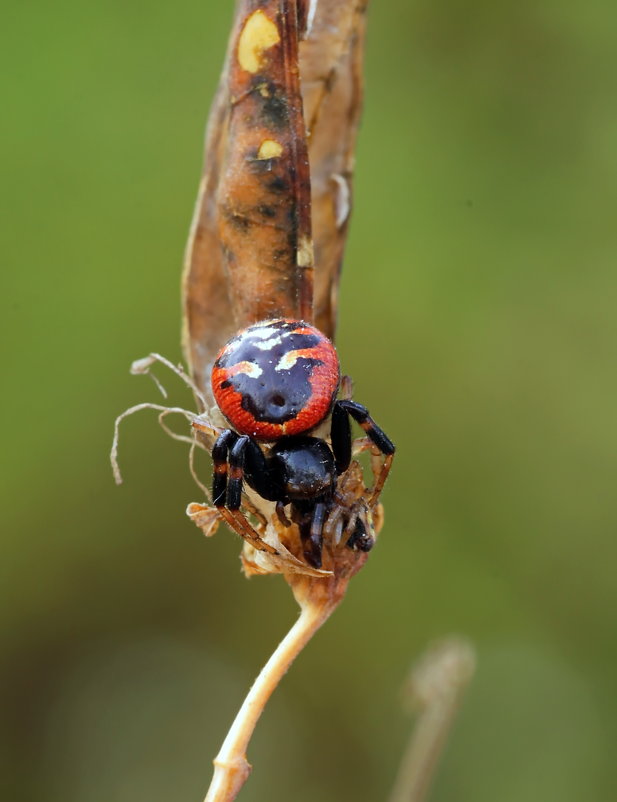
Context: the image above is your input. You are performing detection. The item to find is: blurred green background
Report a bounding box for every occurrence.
[2,0,616,800]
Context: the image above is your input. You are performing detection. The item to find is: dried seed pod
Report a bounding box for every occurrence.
[301,0,368,339]
[184,0,313,399]
[183,0,368,399]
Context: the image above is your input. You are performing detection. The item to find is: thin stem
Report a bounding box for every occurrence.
[388,638,476,802]
[204,599,333,802]
[390,696,460,802]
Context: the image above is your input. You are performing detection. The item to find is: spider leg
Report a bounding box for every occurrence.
[222,509,278,555]
[368,452,394,508]
[323,502,344,543]
[290,499,327,569]
[227,435,249,510]
[209,506,273,554]
[211,429,238,507]
[308,501,326,568]
[223,435,278,555]
[242,497,269,529]
[331,401,352,474]
[238,436,281,503]
[336,400,395,455]
[332,399,395,508]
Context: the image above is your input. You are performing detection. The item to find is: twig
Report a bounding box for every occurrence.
[203,596,335,802]
[389,638,476,802]
[131,352,208,412]
[110,403,197,485]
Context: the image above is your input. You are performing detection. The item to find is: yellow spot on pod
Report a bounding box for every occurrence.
[297,235,314,268]
[257,139,283,160]
[238,11,280,73]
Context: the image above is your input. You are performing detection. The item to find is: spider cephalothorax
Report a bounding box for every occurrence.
[206,318,395,569]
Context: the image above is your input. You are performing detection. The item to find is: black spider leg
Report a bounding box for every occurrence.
[308,501,327,568]
[211,430,278,554]
[212,429,238,506]
[336,400,395,454]
[331,401,352,474]
[229,435,284,504]
[226,435,248,511]
[331,400,396,507]
[292,499,327,569]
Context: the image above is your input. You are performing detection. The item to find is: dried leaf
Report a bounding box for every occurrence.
[186,502,223,537]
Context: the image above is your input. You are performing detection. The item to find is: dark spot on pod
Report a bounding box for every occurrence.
[226,210,251,231]
[248,77,289,130]
[221,244,236,266]
[261,92,289,130]
[258,205,277,218]
[268,176,288,194]
[248,155,276,174]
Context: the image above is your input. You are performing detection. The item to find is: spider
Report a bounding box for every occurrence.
[193,318,395,569]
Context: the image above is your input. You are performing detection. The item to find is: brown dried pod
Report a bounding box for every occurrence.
[182,0,368,397]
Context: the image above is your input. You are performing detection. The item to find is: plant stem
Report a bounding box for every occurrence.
[389,694,461,802]
[388,638,476,802]
[204,599,333,802]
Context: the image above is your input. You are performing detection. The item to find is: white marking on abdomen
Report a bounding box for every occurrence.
[275,351,301,371]
[253,336,283,350]
[235,361,263,378]
[249,327,283,341]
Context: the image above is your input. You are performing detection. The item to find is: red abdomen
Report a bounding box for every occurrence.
[212,319,340,440]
